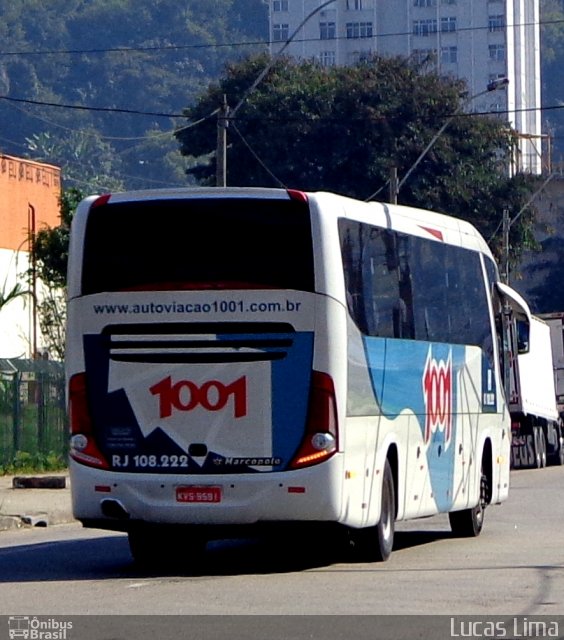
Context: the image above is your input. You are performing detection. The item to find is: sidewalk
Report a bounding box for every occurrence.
[0,473,74,532]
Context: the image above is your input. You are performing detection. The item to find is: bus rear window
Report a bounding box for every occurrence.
[81,197,314,294]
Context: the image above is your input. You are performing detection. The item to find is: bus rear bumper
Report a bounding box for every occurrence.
[70,458,345,532]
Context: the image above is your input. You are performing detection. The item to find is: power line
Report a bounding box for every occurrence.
[2,91,564,122]
[0,18,560,58]
[0,94,189,118]
[231,122,286,188]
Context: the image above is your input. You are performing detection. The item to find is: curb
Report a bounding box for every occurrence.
[12,476,67,489]
[0,474,72,532]
[0,515,23,531]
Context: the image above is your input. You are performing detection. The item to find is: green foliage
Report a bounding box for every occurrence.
[540,0,564,159]
[32,187,84,290]
[0,451,67,476]
[177,54,537,266]
[525,235,564,313]
[30,187,84,358]
[0,282,29,313]
[0,0,269,190]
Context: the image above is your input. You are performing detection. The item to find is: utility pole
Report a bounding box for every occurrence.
[502,207,510,284]
[216,95,229,187]
[389,167,398,205]
[28,203,38,359]
[217,0,337,187]
[389,77,509,203]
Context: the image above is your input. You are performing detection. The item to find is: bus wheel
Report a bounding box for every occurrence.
[349,460,395,562]
[449,471,487,538]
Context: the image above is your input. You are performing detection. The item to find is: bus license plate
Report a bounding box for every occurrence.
[176,486,222,503]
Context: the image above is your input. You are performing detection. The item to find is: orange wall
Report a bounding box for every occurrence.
[0,154,62,251]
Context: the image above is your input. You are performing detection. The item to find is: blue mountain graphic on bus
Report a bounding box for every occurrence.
[363,337,467,510]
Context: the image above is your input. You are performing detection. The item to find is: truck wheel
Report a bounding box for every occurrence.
[449,471,487,538]
[555,435,564,466]
[348,460,395,562]
[536,427,547,468]
[533,428,542,468]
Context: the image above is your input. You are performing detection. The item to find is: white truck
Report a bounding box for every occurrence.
[538,311,564,416]
[504,297,564,468]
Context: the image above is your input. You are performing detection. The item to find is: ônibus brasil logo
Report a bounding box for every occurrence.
[422,348,453,446]
[8,617,72,640]
[150,375,247,419]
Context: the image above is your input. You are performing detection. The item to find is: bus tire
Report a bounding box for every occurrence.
[449,471,487,538]
[349,460,395,562]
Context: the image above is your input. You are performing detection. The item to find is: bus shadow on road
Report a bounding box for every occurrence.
[0,524,455,582]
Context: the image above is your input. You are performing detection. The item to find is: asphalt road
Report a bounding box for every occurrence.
[0,467,563,638]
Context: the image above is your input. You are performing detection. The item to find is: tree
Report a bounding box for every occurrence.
[176,54,539,267]
[540,0,564,160]
[0,0,269,191]
[30,188,84,359]
[0,283,28,313]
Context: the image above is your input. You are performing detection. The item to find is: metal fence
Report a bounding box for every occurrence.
[0,358,68,467]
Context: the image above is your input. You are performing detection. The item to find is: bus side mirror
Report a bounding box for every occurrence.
[516,319,530,354]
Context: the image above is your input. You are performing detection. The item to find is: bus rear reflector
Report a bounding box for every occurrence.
[68,373,109,469]
[289,370,338,469]
[287,189,308,203]
[91,194,111,209]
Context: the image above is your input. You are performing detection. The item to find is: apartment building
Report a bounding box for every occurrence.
[269,0,542,174]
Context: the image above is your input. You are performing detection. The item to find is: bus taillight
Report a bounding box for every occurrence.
[69,372,109,469]
[289,370,338,469]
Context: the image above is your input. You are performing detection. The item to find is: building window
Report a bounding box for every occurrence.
[413,48,436,64]
[413,19,437,36]
[273,23,289,41]
[346,22,373,39]
[320,21,336,40]
[414,0,436,6]
[346,0,363,9]
[441,0,456,4]
[440,17,457,32]
[349,49,372,64]
[488,15,505,32]
[272,0,289,11]
[319,51,336,66]
[441,46,457,63]
[489,43,506,61]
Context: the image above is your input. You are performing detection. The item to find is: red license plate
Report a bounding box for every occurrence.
[176,486,222,503]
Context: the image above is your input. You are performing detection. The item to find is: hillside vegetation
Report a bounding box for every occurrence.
[1,1,564,193]
[0,0,268,191]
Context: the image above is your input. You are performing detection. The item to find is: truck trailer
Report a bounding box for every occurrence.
[538,312,564,417]
[506,300,564,469]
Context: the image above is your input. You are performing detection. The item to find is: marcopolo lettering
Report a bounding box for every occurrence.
[150,375,247,419]
[224,457,282,466]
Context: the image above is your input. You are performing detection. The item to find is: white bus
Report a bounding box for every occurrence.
[66,187,515,566]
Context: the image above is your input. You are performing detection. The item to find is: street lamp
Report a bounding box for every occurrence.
[497,171,555,284]
[388,77,509,204]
